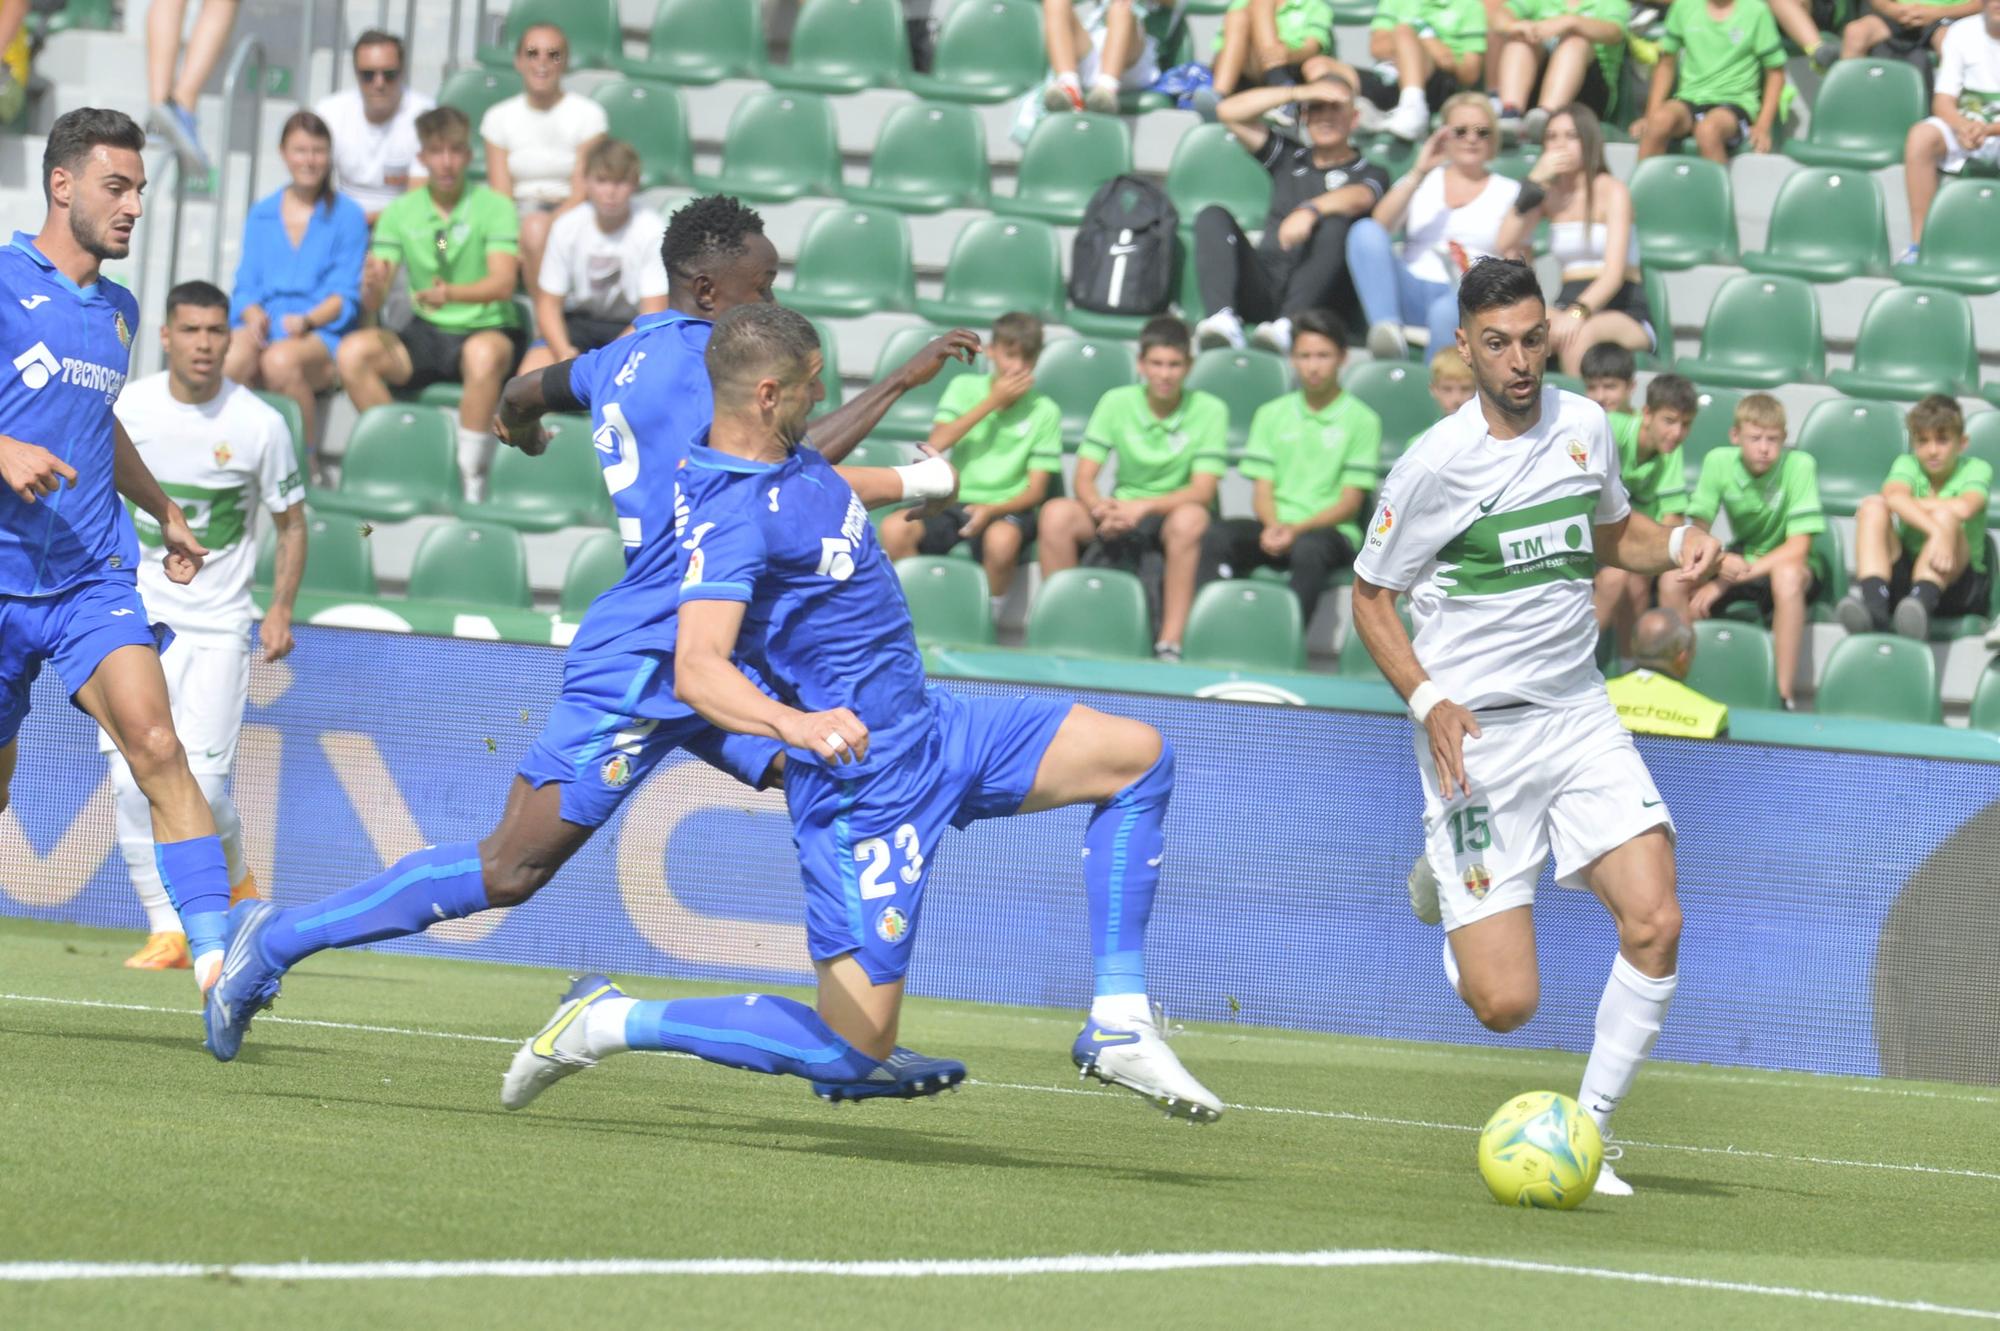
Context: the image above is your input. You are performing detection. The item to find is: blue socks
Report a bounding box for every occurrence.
[623,994,882,1082]
[1083,742,1174,999]
[155,836,229,957]
[260,840,490,970]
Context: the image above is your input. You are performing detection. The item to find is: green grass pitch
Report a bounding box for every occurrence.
[2,918,1996,1328]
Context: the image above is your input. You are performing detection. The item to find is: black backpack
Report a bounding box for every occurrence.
[1068,174,1178,317]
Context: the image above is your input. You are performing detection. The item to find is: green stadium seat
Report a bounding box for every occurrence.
[590,80,692,188]
[1898,179,2000,295]
[1680,386,1747,486]
[1685,621,1780,710]
[1676,275,1823,389]
[1336,601,1411,678]
[308,406,456,520]
[1342,360,1440,458]
[994,113,1132,224]
[805,317,845,418]
[1811,522,1849,611]
[781,206,916,318]
[1814,633,1941,725]
[915,217,1065,325]
[1628,156,1737,270]
[896,556,996,645]
[560,530,627,618]
[1035,338,1135,445]
[1987,381,2000,408]
[415,382,465,410]
[252,389,308,476]
[869,327,972,441]
[438,67,521,177]
[765,0,911,92]
[1929,534,2000,640]
[478,0,621,69]
[458,415,613,533]
[902,0,1047,103]
[1741,168,1890,282]
[1969,659,2000,731]
[1187,347,1289,454]
[1784,60,1927,170]
[1966,410,2000,519]
[255,511,376,597]
[1165,124,1273,233]
[843,102,990,213]
[1546,370,1587,396]
[1116,17,1194,112]
[406,520,532,610]
[694,91,840,202]
[1183,580,1305,670]
[1826,287,1982,401]
[616,0,761,84]
[1027,568,1152,657]
[1796,399,1905,518]
[847,438,914,469]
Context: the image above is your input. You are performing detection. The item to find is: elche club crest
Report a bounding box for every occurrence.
[1566,438,1588,469]
[1462,864,1491,899]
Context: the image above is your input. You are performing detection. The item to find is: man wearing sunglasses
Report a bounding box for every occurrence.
[312,29,433,225]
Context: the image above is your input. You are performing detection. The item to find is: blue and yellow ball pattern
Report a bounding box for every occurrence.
[1477,1091,1603,1209]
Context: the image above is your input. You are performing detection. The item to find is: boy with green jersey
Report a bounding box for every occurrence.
[1489,0,1628,142]
[1209,0,1336,99]
[1197,310,1382,618]
[880,313,1062,614]
[1356,0,1487,139]
[1686,393,1823,708]
[1040,316,1229,660]
[1585,353,1700,651]
[1841,0,1982,63]
[1837,395,1992,641]
[1631,0,1786,163]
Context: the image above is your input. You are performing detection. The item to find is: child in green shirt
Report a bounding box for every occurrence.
[1488,0,1628,142]
[1355,0,1488,140]
[1584,348,1700,658]
[1631,0,1787,164]
[1837,394,1993,641]
[1210,0,1336,98]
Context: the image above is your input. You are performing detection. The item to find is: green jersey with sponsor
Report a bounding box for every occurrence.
[1661,0,1784,114]
[370,183,522,332]
[1239,390,1383,544]
[1610,411,1689,521]
[1687,447,1825,560]
[932,373,1063,506]
[1079,385,1229,501]
[1887,452,1991,574]
[1372,0,1489,56]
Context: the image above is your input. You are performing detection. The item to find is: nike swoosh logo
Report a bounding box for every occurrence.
[204,748,225,759]
[1642,798,1663,808]
[530,984,614,1057]
[1478,495,1502,513]
[1091,1030,1139,1044]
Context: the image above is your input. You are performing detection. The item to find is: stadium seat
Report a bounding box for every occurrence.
[1640,267,1673,370]
[1187,348,1289,453]
[616,0,762,84]
[478,0,620,69]
[1966,410,2000,518]
[869,327,972,440]
[1165,125,1273,233]
[1810,523,1850,612]
[847,438,914,470]
[255,511,376,597]
[1826,287,1982,401]
[1675,275,1823,389]
[1183,580,1305,671]
[590,80,692,188]
[406,520,532,610]
[252,389,307,475]
[1988,381,2000,408]
[993,113,1133,224]
[902,0,1046,103]
[1035,338,1136,445]
[1028,568,1153,657]
[896,556,996,645]
[1814,633,1941,725]
[1783,60,1927,170]
[1685,621,1780,710]
[1969,659,2000,731]
[765,0,910,92]
[1797,399,1905,518]
[437,68,521,177]
[802,317,845,418]
[1627,156,1737,269]
[1897,179,2000,295]
[559,530,627,618]
[915,217,1065,325]
[1930,534,2000,639]
[693,91,840,202]
[780,206,916,318]
[1741,168,1890,282]
[307,406,456,520]
[1342,360,1441,457]
[1680,386,1747,486]
[843,102,990,213]
[458,415,612,533]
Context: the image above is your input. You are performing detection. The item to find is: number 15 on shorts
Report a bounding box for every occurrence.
[1448,805,1491,854]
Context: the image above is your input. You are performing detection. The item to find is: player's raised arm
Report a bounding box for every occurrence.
[675,599,868,764]
[807,328,981,464]
[835,454,958,511]
[111,417,206,582]
[492,356,578,456]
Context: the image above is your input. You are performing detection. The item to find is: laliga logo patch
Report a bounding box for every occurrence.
[600,753,634,789]
[1567,438,1588,469]
[1462,864,1492,900]
[1366,501,1394,548]
[876,907,909,943]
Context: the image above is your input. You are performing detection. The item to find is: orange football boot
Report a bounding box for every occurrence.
[125,931,191,970]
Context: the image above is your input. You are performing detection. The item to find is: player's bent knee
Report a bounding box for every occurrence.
[1466,983,1538,1033]
[122,721,189,779]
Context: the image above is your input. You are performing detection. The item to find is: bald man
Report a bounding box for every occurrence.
[1631,607,1695,680]
[1607,608,1728,737]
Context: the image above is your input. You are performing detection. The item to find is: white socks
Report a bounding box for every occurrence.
[1578,953,1677,1135]
[581,995,638,1059]
[457,425,494,501]
[1091,992,1153,1029]
[1440,935,1463,999]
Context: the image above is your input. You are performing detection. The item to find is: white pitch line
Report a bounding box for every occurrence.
[1,1250,1996,1320]
[7,990,1997,1184]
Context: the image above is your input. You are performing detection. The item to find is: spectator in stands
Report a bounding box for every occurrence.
[1842,0,1981,63]
[0,0,31,126]
[145,0,239,175]
[1837,395,1992,641]
[1196,309,1381,619]
[1486,0,1628,144]
[1496,105,1653,375]
[1429,349,1474,413]
[879,313,1063,617]
[314,30,433,225]
[1899,0,2000,264]
[1039,316,1227,660]
[1208,0,1336,100]
[1355,0,1487,140]
[1588,354,1699,651]
[1041,0,1181,113]
[1685,393,1822,709]
[1631,0,1786,162]
[336,106,525,502]
[1606,608,1729,737]
[480,22,608,300]
[1769,0,1843,71]
[1346,93,1520,362]
[517,140,668,377]
[1193,77,1391,355]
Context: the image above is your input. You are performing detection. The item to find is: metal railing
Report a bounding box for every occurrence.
[209,36,270,283]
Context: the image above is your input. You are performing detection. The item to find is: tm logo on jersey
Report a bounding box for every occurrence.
[1498,516,1593,575]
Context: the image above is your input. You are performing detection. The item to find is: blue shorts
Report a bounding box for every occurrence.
[515,645,784,827]
[0,580,164,747]
[785,686,1074,984]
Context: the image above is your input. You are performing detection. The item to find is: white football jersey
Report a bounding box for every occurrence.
[1353,387,1628,710]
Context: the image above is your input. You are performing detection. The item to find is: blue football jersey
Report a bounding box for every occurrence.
[0,232,140,597]
[673,436,931,775]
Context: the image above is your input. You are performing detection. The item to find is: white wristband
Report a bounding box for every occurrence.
[1667,525,1688,565]
[893,456,956,502]
[1408,680,1445,725]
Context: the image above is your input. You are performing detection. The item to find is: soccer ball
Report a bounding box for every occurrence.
[1477,1090,1603,1209]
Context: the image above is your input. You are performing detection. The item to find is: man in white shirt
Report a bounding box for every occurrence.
[312,30,433,223]
[479,23,609,301]
[517,139,668,376]
[1901,0,2000,262]
[108,281,306,973]
[1351,258,1737,1197]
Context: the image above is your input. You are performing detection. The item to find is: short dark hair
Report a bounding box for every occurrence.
[663,194,768,284]
[1644,373,1699,419]
[351,29,405,63]
[1290,308,1346,351]
[42,107,145,203]
[414,105,470,147]
[165,280,230,318]
[1456,257,1543,325]
[1580,342,1636,383]
[990,312,1044,363]
[1138,315,1191,358]
[707,304,820,396]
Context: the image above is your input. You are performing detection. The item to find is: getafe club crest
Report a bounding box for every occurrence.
[600,753,634,788]
[876,907,909,942]
[113,310,131,348]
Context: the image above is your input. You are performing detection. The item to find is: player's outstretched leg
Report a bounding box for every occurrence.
[113,760,256,970]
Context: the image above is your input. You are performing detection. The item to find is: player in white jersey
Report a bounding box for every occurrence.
[1351,258,1743,1197]
[105,280,306,971]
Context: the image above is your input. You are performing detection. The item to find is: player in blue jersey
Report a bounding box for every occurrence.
[0,108,242,990]
[502,305,1224,1122]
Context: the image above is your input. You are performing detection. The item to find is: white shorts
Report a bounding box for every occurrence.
[1921,116,2000,174]
[1415,694,1675,932]
[1076,4,1163,89]
[97,634,250,776]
